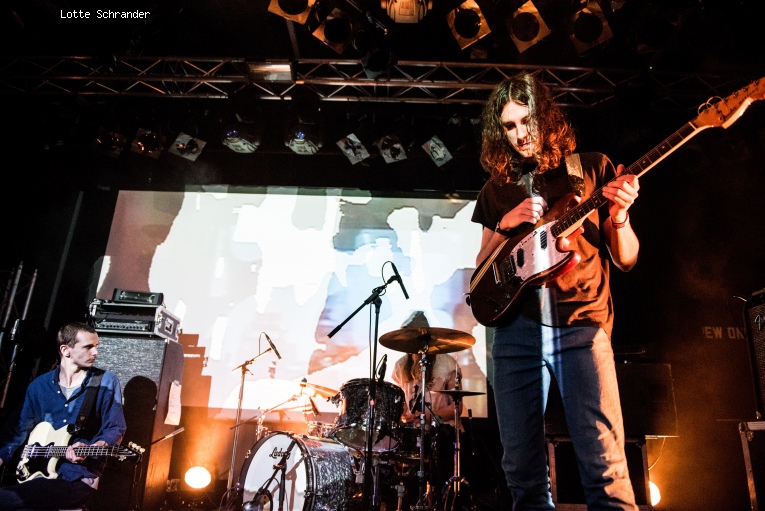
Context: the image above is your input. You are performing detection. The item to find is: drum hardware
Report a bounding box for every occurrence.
[430,388,485,511]
[242,437,297,511]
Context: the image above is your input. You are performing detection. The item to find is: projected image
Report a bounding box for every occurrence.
[97,188,488,420]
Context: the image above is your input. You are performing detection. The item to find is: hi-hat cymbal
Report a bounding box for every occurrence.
[379,327,475,354]
[302,381,339,399]
[431,389,486,399]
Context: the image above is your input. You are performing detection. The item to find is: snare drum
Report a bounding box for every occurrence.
[239,431,361,511]
[333,378,405,452]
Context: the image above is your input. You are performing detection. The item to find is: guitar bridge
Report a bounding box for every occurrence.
[492,253,517,285]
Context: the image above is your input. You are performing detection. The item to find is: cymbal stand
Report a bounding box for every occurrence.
[442,391,473,511]
[414,347,433,511]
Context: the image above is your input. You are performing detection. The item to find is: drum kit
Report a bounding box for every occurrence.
[237,326,483,511]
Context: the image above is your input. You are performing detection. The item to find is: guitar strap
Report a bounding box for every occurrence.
[564,153,586,197]
[69,368,104,436]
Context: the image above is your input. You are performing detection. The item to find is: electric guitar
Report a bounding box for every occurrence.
[15,421,144,483]
[468,76,765,327]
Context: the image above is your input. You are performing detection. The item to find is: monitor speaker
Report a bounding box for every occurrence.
[89,336,184,511]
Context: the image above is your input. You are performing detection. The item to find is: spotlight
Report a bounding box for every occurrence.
[168,132,206,161]
[221,113,262,154]
[381,0,432,24]
[376,134,407,163]
[312,7,354,54]
[92,127,128,158]
[337,133,371,164]
[267,0,317,25]
[508,0,551,53]
[447,0,491,50]
[649,481,661,506]
[285,117,323,155]
[422,135,453,167]
[184,466,212,490]
[569,1,613,54]
[130,128,165,159]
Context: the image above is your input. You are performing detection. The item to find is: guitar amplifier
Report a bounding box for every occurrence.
[87,299,181,341]
[746,288,765,417]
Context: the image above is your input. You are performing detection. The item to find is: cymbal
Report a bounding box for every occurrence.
[431,389,486,399]
[379,327,475,354]
[302,381,339,399]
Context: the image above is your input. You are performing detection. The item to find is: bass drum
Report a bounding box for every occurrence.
[239,432,361,511]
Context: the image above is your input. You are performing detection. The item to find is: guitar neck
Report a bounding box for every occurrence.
[552,121,702,237]
[25,445,120,458]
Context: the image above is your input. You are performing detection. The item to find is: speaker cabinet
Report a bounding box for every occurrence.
[747,290,765,417]
[90,336,184,511]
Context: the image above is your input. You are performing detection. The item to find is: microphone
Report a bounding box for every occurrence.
[390,262,409,299]
[264,333,282,359]
[377,354,388,381]
[308,397,320,416]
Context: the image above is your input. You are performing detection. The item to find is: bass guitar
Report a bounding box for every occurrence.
[16,421,143,483]
[468,77,765,327]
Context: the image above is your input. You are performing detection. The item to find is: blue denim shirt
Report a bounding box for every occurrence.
[0,366,127,481]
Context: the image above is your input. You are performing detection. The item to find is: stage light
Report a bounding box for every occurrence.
[92,127,128,158]
[285,117,323,155]
[376,134,407,163]
[247,61,293,82]
[221,114,262,154]
[184,466,212,490]
[569,1,613,55]
[422,135,453,167]
[130,128,165,159]
[312,7,354,54]
[168,132,206,161]
[381,0,432,24]
[447,0,491,50]
[337,133,371,164]
[267,0,316,25]
[649,481,661,506]
[508,0,551,53]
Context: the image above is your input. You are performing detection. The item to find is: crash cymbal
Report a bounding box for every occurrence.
[379,327,475,354]
[431,389,486,399]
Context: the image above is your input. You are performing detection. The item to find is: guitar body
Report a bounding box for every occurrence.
[16,421,70,483]
[468,193,583,327]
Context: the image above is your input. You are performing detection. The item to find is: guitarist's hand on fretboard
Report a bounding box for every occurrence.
[601,164,640,222]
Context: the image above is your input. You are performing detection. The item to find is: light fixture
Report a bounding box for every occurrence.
[569,1,613,54]
[221,113,262,154]
[267,0,316,25]
[649,481,661,506]
[168,133,206,161]
[92,127,128,158]
[285,117,324,155]
[130,128,164,159]
[311,7,354,54]
[376,134,407,163]
[422,135,453,167]
[447,0,491,50]
[337,133,371,164]
[508,0,551,53]
[381,0,432,24]
[184,465,212,490]
[247,61,293,83]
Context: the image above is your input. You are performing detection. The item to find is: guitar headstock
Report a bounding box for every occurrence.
[116,442,145,463]
[694,76,765,129]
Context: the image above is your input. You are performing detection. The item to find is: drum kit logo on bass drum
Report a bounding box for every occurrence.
[239,326,485,511]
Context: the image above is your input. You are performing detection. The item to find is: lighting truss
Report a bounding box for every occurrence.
[0,55,756,111]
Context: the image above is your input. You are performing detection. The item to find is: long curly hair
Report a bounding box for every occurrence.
[480,73,576,183]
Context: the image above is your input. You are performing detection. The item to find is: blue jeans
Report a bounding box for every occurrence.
[492,314,637,511]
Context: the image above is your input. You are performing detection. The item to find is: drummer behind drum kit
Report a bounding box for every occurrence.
[239,326,484,511]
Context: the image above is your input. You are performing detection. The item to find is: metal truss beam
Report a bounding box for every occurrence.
[0,55,755,111]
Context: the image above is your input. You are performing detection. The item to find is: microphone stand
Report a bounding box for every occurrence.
[328,276,397,511]
[225,349,278,508]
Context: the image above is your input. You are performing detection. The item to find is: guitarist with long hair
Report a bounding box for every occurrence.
[0,322,126,510]
[472,73,640,510]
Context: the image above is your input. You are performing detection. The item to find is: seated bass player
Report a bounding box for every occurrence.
[0,322,126,510]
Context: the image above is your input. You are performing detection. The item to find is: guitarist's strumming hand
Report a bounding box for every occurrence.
[498,196,549,232]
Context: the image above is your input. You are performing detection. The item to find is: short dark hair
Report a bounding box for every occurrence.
[57,322,97,349]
